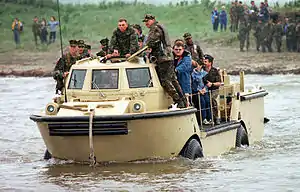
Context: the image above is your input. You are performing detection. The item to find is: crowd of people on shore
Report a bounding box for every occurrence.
[211,0,300,52]
[11,16,59,47]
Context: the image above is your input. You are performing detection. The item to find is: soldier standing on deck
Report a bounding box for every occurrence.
[53,40,78,94]
[107,18,139,58]
[143,14,187,108]
[183,32,204,66]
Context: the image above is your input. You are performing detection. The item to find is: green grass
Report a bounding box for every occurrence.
[0,1,299,52]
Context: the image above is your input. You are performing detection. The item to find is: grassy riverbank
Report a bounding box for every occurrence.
[0,0,238,52]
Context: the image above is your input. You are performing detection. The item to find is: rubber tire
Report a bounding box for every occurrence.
[182,139,204,160]
[44,149,52,160]
[236,125,249,147]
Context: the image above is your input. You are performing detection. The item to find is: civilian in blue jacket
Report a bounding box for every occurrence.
[191,62,211,125]
[173,41,192,107]
[211,7,219,32]
[219,6,228,32]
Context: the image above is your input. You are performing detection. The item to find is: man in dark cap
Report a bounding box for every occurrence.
[143,14,187,108]
[85,44,92,56]
[202,54,222,125]
[183,32,204,66]
[53,40,78,94]
[77,40,90,60]
[96,38,109,57]
[132,24,145,48]
[107,18,139,58]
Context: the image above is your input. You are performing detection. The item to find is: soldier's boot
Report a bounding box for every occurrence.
[240,42,245,52]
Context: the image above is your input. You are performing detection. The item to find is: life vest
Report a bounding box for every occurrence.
[11,21,23,31]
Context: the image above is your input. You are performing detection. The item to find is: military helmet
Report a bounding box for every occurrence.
[69,40,78,46]
[142,14,155,22]
[183,32,192,40]
[100,38,109,45]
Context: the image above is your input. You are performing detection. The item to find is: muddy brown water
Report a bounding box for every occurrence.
[0,75,300,191]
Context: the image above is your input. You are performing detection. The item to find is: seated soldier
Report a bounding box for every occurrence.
[107,18,139,58]
[173,41,192,107]
[85,44,92,57]
[77,40,89,60]
[202,54,222,125]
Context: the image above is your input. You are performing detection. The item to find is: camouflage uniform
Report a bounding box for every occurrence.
[286,22,296,52]
[254,21,264,51]
[296,22,300,52]
[236,3,245,29]
[96,38,109,57]
[238,20,251,52]
[232,4,239,32]
[109,26,139,56]
[183,32,204,65]
[144,14,186,108]
[32,20,40,45]
[273,22,284,52]
[261,22,274,52]
[229,4,236,32]
[53,40,78,93]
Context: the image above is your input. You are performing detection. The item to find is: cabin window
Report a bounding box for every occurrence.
[126,68,153,88]
[68,69,86,89]
[92,69,119,89]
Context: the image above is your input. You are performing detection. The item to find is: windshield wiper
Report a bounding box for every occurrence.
[92,78,106,98]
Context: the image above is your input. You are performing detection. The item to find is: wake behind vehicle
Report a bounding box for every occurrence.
[30,56,268,163]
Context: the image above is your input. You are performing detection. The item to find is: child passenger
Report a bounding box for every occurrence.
[191,61,212,125]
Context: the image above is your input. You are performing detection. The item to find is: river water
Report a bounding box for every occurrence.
[0,75,299,191]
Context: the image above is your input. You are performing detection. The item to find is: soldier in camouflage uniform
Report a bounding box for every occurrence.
[232,1,239,32]
[238,19,251,52]
[273,20,284,52]
[229,2,236,32]
[143,14,187,108]
[108,18,139,58]
[53,40,78,94]
[183,32,204,66]
[254,18,264,51]
[77,40,90,60]
[96,38,109,57]
[236,1,245,29]
[296,20,300,52]
[261,20,274,52]
[286,20,297,52]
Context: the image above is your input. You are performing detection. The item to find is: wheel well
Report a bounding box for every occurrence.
[179,134,202,156]
[239,120,249,146]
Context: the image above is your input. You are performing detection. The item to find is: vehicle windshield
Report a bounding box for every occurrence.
[68,69,87,89]
[126,68,153,88]
[92,69,119,89]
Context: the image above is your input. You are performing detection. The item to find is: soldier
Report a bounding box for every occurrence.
[286,19,297,52]
[254,18,264,51]
[77,40,90,60]
[238,20,251,52]
[53,40,78,94]
[183,32,204,66]
[85,44,92,56]
[237,1,245,27]
[250,0,258,14]
[296,20,300,52]
[273,20,284,52]
[32,16,40,46]
[229,1,236,32]
[232,0,239,32]
[143,14,187,108]
[107,18,139,58]
[261,20,274,52]
[132,24,145,45]
[96,38,109,57]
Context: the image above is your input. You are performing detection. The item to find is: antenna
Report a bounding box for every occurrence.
[56,0,63,58]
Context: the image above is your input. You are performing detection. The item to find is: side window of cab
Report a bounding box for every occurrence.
[68,69,87,89]
[126,68,153,88]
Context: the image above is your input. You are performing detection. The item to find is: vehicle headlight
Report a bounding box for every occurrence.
[45,103,59,115]
[131,100,146,113]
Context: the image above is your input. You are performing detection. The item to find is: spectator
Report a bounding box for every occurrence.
[32,16,40,46]
[211,7,219,32]
[40,18,48,44]
[173,41,192,106]
[48,16,59,44]
[11,18,23,48]
[191,62,211,125]
[219,6,228,32]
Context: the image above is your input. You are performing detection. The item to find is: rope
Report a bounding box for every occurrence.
[89,109,96,166]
